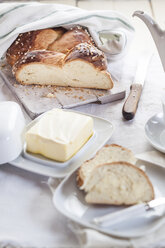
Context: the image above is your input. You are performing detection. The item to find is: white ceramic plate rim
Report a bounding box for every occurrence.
[145,112,165,153]
[53,161,165,238]
[9,110,114,177]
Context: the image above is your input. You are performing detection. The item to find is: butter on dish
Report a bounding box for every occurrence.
[25,108,93,162]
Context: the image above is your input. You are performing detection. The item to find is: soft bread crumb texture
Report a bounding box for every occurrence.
[13,43,114,90]
[78,144,137,190]
[85,162,154,205]
[16,60,112,89]
[25,108,93,162]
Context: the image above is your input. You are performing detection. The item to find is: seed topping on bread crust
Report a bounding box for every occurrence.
[65,43,107,70]
[12,50,64,75]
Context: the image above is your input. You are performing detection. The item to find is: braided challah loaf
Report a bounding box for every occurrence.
[12,43,113,89]
[7,26,114,90]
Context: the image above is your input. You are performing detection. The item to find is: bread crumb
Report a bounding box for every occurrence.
[79,96,84,100]
[45,92,56,98]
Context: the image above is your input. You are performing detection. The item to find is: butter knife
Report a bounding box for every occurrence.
[122,51,153,120]
[92,197,165,227]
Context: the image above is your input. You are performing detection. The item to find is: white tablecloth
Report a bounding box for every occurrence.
[0,50,165,248]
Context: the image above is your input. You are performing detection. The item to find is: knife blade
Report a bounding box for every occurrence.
[92,197,165,227]
[122,51,153,120]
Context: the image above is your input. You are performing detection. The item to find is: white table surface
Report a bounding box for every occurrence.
[0,49,165,247]
[1,0,165,247]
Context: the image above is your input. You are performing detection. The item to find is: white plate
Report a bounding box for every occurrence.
[9,111,114,177]
[145,112,165,153]
[53,161,165,238]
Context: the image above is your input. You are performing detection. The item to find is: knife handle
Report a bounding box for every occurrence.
[122,83,142,120]
[92,203,145,227]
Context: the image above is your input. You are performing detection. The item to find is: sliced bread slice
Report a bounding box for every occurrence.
[85,162,154,205]
[77,144,137,191]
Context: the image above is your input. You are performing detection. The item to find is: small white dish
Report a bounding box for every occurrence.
[0,101,25,164]
[53,161,165,238]
[9,111,114,177]
[145,112,165,153]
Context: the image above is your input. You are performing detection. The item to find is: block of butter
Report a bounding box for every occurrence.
[25,108,93,162]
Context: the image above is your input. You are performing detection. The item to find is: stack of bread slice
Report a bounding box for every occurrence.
[77,144,154,205]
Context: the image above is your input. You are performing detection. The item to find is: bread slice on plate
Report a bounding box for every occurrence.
[12,43,113,90]
[77,144,137,190]
[85,162,154,205]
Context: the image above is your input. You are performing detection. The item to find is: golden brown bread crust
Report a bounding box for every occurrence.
[65,42,107,71]
[12,50,65,80]
[76,144,136,187]
[105,144,133,152]
[48,27,93,54]
[6,28,65,66]
[12,43,109,84]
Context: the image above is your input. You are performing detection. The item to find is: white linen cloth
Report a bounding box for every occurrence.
[0,50,165,247]
[0,2,134,60]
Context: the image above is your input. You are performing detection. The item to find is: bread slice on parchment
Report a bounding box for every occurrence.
[77,144,137,191]
[85,162,154,205]
[12,43,113,90]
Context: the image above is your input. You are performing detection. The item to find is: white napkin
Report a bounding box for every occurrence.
[0,2,134,60]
